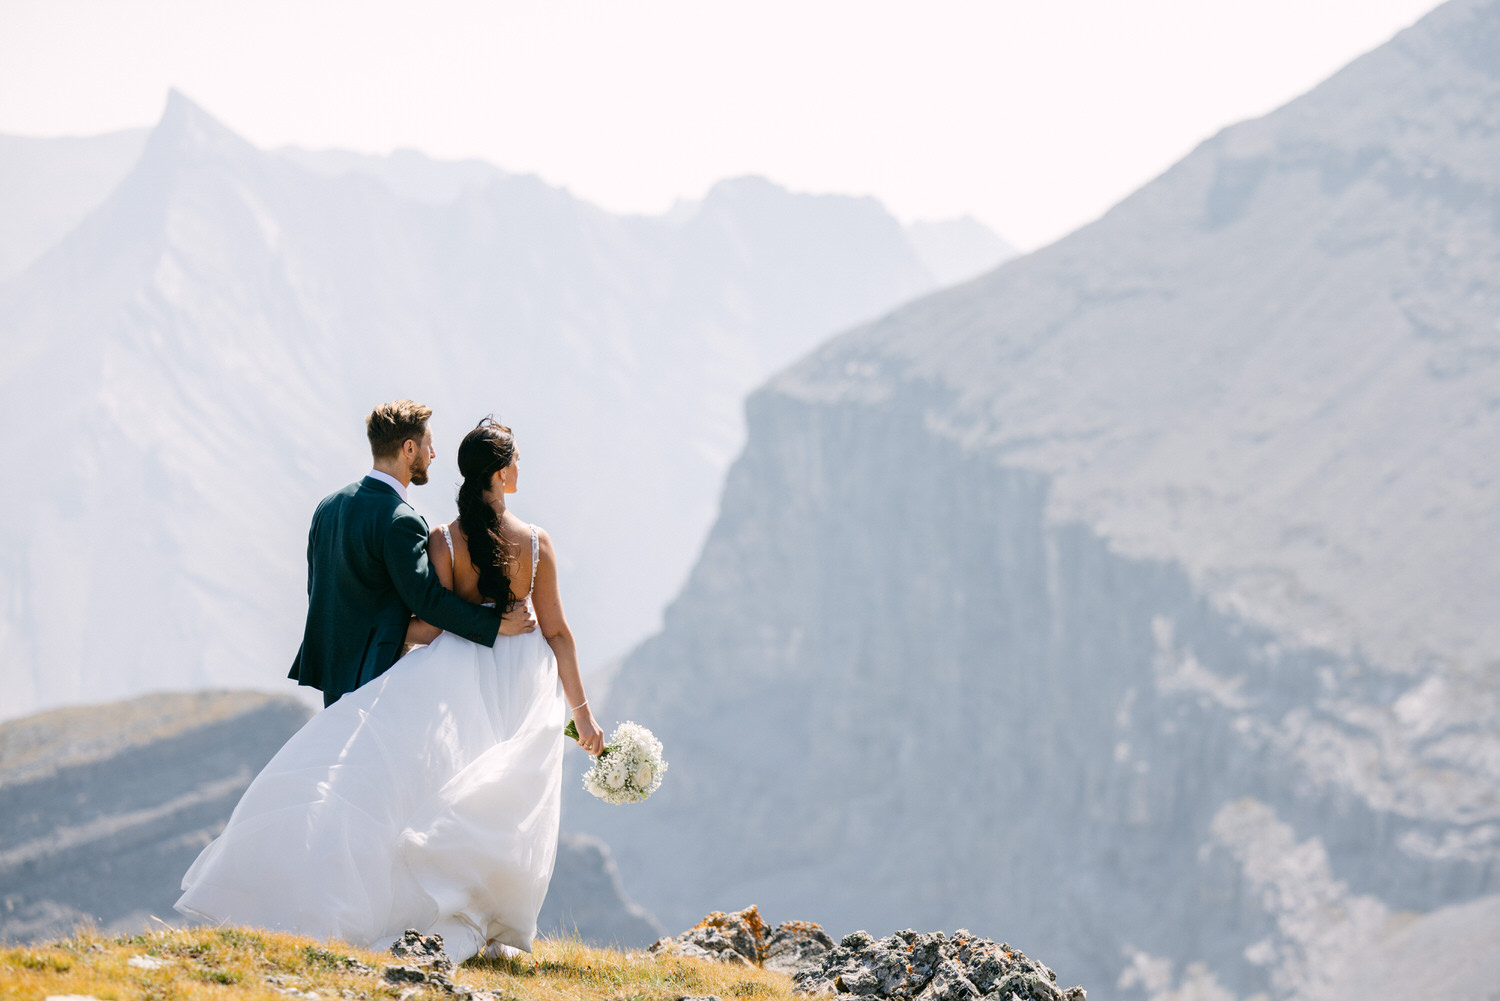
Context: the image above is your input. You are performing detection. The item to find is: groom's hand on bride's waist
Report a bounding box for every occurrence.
[498,603,537,636]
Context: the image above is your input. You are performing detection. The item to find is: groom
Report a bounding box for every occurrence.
[289,399,532,707]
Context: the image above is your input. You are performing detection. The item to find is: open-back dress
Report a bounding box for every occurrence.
[177,524,564,961]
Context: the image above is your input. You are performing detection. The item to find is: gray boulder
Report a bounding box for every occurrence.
[388,927,455,974]
[649,905,768,966]
[764,921,837,975]
[649,906,835,978]
[793,929,1083,1001]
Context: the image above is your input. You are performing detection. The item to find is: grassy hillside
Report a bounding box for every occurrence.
[1,926,794,1001]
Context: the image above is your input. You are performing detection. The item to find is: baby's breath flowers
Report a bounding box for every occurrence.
[564,719,668,804]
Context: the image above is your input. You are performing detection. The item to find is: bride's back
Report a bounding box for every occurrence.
[441,513,535,606]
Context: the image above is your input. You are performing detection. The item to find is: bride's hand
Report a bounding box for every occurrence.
[572,707,605,756]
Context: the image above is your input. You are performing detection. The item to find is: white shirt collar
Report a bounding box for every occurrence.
[367,468,408,502]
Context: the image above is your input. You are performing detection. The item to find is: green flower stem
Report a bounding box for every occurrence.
[564,718,611,757]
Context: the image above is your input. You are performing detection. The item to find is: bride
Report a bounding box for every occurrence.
[176,417,605,961]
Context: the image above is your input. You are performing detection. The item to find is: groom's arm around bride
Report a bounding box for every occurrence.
[289,399,527,708]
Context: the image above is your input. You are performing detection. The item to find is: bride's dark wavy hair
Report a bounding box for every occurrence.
[456,417,517,608]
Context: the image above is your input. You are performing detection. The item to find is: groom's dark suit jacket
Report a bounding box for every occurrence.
[289,476,501,707]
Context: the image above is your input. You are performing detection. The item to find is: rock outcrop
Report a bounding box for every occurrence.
[766,922,841,976]
[650,906,770,967]
[383,928,478,997]
[649,906,834,977]
[794,930,1085,1001]
[649,910,1083,1001]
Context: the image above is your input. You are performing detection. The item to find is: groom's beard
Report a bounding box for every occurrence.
[409,459,431,486]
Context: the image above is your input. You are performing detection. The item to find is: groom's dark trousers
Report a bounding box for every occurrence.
[289,476,501,707]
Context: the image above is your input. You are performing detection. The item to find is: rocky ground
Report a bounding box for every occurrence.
[2,922,796,1001]
[647,906,1085,1001]
[0,905,1084,1001]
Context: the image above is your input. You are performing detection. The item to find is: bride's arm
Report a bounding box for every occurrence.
[402,527,453,649]
[532,528,605,755]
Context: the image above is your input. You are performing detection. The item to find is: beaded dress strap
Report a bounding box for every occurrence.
[529,525,539,595]
[439,523,455,565]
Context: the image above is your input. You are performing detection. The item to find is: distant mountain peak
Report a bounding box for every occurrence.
[143,88,257,165]
[704,174,787,198]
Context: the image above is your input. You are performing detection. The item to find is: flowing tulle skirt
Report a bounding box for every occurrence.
[176,627,565,961]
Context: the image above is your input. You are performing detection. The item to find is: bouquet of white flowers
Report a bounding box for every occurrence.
[563,718,668,804]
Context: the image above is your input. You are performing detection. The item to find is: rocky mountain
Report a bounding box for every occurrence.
[566,1,1500,998]
[0,93,1010,722]
[0,692,662,948]
[0,128,148,283]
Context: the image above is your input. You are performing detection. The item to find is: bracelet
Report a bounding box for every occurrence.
[570,699,588,712]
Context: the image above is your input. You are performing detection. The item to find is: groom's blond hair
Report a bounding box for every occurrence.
[366,399,433,459]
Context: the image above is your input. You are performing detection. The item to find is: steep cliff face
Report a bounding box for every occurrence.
[575,396,1496,997]
[568,2,1500,998]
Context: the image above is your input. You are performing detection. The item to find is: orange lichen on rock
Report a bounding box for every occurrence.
[774,920,824,936]
[652,908,836,977]
[693,905,769,959]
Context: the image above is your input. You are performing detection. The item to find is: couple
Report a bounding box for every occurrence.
[176,400,604,961]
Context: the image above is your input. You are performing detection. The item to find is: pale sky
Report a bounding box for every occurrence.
[0,0,1447,250]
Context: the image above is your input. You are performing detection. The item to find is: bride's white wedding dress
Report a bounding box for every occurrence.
[176,525,564,961]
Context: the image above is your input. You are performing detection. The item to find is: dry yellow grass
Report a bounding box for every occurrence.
[0,926,798,1001]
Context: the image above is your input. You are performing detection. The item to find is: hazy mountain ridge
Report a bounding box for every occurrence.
[274,145,512,206]
[0,92,1011,722]
[0,692,312,942]
[274,147,1018,293]
[567,1,1500,998]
